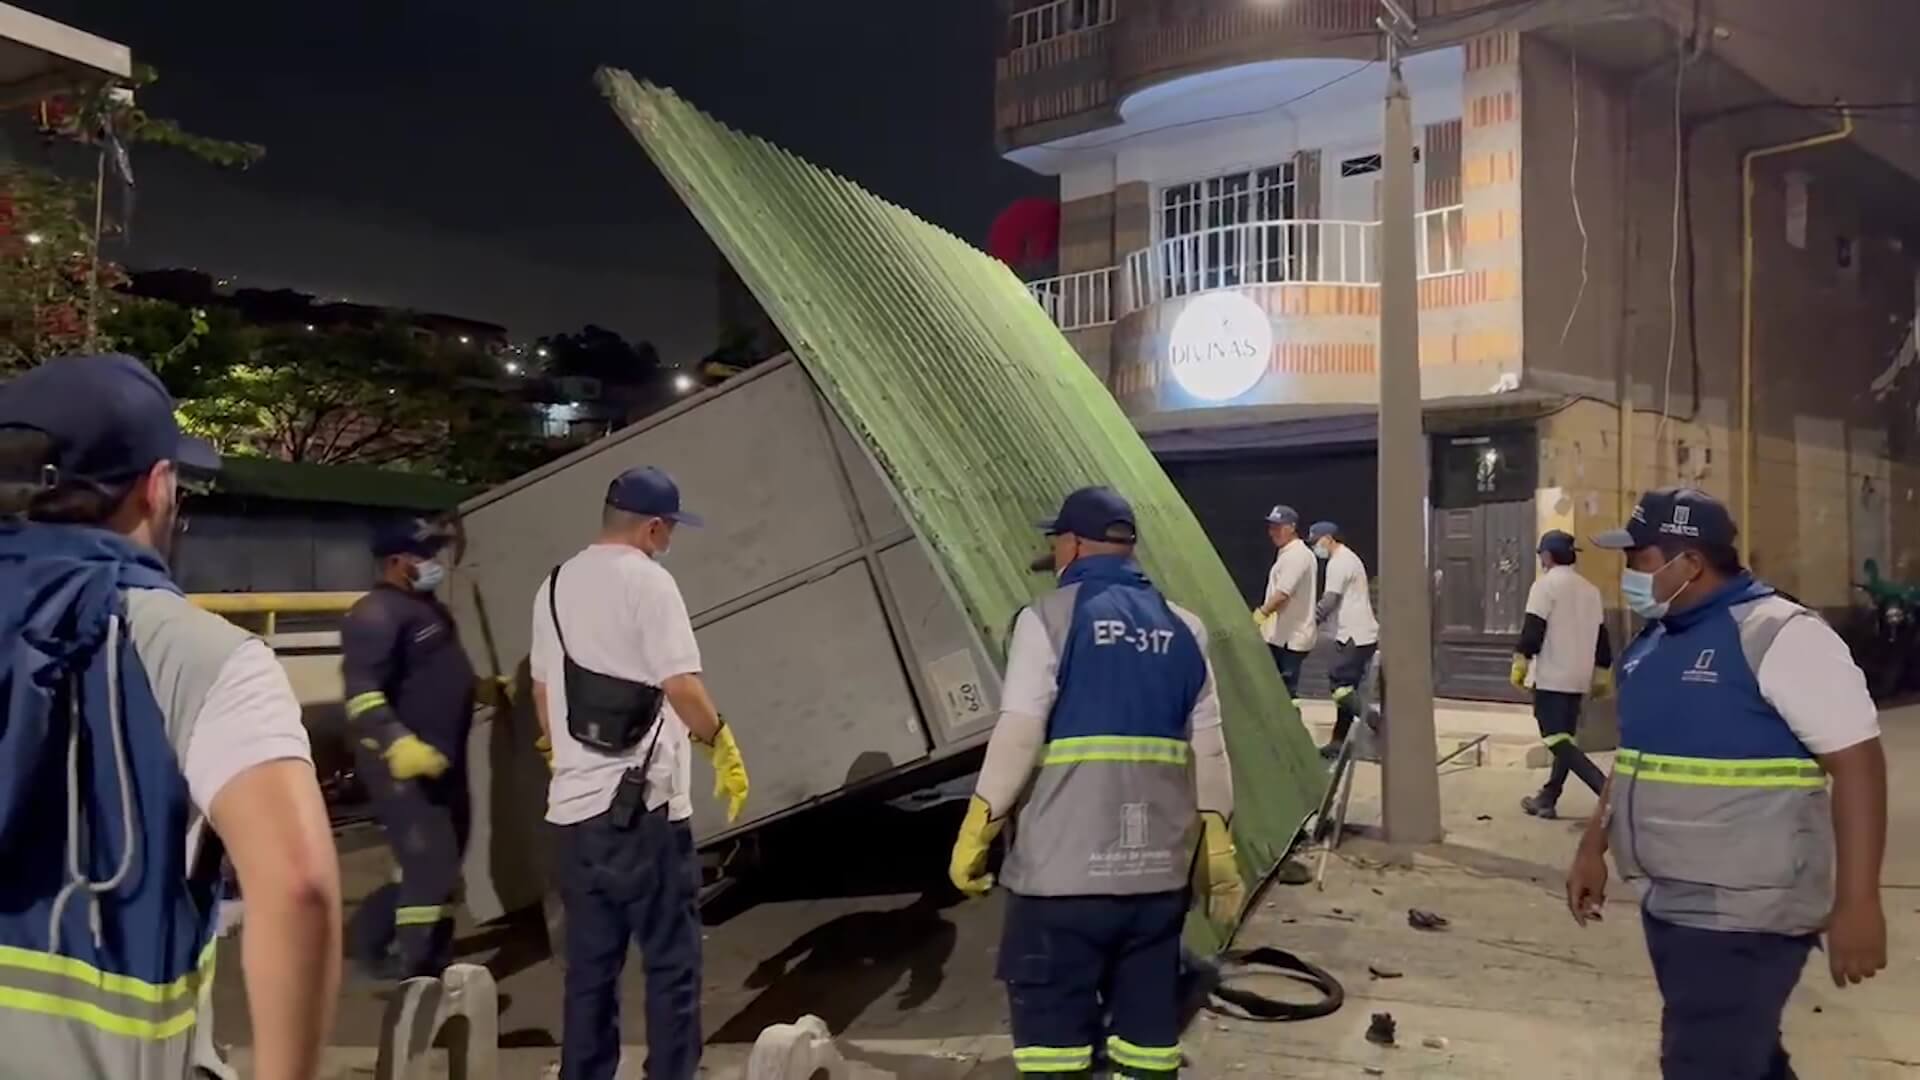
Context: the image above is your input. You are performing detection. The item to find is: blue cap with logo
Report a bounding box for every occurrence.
[372,517,453,559]
[1265,504,1299,527]
[1039,486,1137,542]
[605,465,703,527]
[1308,520,1340,543]
[0,353,220,488]
[1592,487,1737,550]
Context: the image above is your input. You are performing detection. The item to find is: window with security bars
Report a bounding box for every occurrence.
[1158,163,1299,294]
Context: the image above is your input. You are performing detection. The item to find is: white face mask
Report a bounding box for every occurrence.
[1314,540,1332,560]
[411,559,447,593]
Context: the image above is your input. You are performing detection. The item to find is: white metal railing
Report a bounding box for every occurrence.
[1028,266,1116,330]
[1104,207,1466,317]
[1008,0,1116,51]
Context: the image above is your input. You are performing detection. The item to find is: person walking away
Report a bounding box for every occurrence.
[341,518,476,980]
[1513,530,1613,819]
[1253,504,1316,699]
[1309,521,1378,758]
[1566,488,1887,1079]
[948,486,1243,1079]
[0,354,341,1080]
[531,465,751,1080]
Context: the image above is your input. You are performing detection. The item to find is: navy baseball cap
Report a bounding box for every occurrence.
[605,466,703,526]
[1308,520,1340,542]
[372,518,453,559]
[1538,530,1578,560]
[1039,486,1137,542]
[1265,504,1299,527]
[1592,487,1737,550]
[0,353,219,489]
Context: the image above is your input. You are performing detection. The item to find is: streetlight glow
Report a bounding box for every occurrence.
[536,346,551,359]
[24,232,43,246]
[673,373,696,394]
[505,361,521,375]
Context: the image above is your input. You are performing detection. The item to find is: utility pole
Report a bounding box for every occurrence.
[1375,0,1441,844]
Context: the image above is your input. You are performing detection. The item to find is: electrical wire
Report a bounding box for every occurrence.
[1557,40,1588,351]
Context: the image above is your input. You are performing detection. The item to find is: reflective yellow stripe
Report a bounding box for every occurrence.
[346,691,389,719]
[1107,1036,1181,1070]
[0,941,216,1005]
[0,987,195,1040]
[1013,1045,1094,1072]
[1042,736,1189,767]
[1330,686,1354,702]
[395,905,451,926]
[1543,733,1574,749]
[1615,749,1825,788]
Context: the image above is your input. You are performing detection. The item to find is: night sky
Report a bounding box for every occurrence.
[25,1,1044,363]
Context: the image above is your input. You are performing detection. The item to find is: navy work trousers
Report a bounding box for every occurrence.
[998,891,1188,1078]
[351,744,470,979]
[1643,911,1816,1080]
[1267,645,1307,699]
[558,806,703,1080]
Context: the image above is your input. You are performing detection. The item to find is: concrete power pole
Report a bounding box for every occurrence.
[1376,1,1441,844]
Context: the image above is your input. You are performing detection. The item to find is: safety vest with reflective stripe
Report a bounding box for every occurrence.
[1609,576,1834,935]
[0,523,245,1079]
[1000,556,1206,898]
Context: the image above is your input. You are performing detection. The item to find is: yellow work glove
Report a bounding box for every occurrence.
[1509,654,1530,690]
[948,795,1004,898]
[384,734,449,781]
[700,723,750,823]
[1252,607,1272,629]
[1591,668,1615,700]
[534,734,554,771]
[1194,811,1246,926]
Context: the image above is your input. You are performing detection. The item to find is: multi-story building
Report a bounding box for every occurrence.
[999,0,1920,698]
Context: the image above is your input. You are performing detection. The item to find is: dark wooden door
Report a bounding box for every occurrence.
[1431,500,1534,701]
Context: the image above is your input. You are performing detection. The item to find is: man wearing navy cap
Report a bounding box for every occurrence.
[0,355,340,1079]
[1254,504,1316,697]
[1566,488,1886,1079]
[1512,530,1612,820]
[531,464,749,1080]
[949,486,1241,1079]
[1310,520,1377,758]
[341,515,477,980]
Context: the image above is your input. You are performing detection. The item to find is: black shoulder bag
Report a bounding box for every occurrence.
[547,563,666,754]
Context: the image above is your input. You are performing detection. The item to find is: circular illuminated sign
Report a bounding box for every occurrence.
[1166,291,1272,403]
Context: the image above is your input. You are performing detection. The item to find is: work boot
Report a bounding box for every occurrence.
[1318,742,1341,762]
[1520,790,1558,820]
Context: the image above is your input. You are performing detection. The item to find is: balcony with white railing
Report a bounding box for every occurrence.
[1024,207,1466,330]
[1007,0,1117,55]
[1027,266,1117,330]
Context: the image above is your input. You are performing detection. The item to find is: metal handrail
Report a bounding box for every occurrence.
[190,591,364,636]
[1027,266,1117,330]
[1007,0,1116,52]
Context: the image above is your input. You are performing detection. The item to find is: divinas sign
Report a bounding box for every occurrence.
[1167,291,1272,403]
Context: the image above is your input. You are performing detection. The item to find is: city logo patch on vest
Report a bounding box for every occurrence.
[1682,648,1719,684]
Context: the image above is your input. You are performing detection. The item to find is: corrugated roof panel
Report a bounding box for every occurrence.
[599,72,1324,950]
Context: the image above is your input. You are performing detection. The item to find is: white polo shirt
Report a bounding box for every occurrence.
[1261,539,1319,652]
[1323,546,1378,647]
[530,543,699,824]
[1523,565,1604,693]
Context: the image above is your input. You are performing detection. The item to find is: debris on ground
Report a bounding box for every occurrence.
[1276,859,1314,885]
[1407,908,1450,931]
[1423,1036,1450,1051]
[1368,962,1404,980]
[1363,1068,1386,1077]
[1366,1012,1398,1047]
[1325,909,1359,923]
[1475,814,1493,821]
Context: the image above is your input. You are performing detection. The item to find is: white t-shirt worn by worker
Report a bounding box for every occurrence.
[1524,565,1604,693]
[530,543,699,825]
[1753,607,1881,756]
[1323,545,1379,647]
[1261,539,1319,652]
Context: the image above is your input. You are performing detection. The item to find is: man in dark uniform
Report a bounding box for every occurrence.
[343,517,476,979]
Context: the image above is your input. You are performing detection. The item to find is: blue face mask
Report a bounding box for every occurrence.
[411,559,447,593]
[1621,555,1692,619]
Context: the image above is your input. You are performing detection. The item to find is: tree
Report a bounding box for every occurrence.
[170,322,524,478]
[536,324,660,384]
[0,67,260,371]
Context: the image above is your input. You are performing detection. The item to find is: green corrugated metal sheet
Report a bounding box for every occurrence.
[600,73,1324,951]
